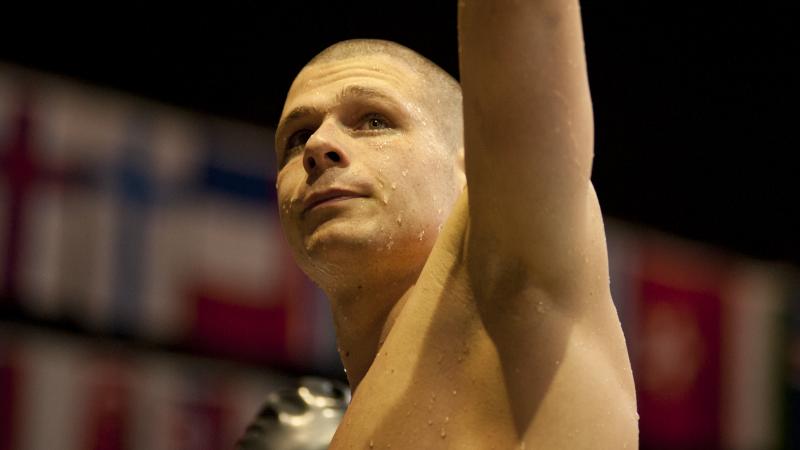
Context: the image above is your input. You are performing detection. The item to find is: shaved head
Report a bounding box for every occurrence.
[302,39,464,152]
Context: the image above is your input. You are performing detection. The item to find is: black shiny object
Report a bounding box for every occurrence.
[235,377,351,450]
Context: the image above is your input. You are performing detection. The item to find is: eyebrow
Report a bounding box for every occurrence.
[277,85,398,141]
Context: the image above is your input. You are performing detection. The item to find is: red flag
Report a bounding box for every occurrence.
[0,345,21,450]
[635,237,730,449]
[81,359,132,450]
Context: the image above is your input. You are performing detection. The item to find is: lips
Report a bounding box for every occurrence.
[302,188,368,214]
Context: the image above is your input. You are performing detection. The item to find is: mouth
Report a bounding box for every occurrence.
[302,189,368,215]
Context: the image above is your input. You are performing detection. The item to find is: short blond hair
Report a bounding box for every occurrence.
[305,39,463,152]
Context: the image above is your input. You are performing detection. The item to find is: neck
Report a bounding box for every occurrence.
[326,268,420,391]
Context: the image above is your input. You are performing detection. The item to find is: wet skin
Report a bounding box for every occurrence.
[274,2,638,448]
[276,54,464,294]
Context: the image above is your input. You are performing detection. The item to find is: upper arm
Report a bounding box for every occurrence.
[459,0,598,292]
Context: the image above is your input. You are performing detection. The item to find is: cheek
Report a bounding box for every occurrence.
[275,170,303,217]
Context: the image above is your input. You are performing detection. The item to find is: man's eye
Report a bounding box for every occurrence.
[286,129,312,152]
[360,114,390,131]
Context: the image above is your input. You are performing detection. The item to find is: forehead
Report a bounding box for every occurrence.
[281,54,426,118]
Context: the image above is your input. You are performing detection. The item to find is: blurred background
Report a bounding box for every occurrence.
[0,2,797,449]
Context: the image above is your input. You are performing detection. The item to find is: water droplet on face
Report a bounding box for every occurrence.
[437,208,443,215]
[418,230,426,241]
[402,169,408,177]
[440,428,447,438]
[369,439,374,448]
[396,215,403,225]
[445,416,450,423]
[452,390,457,395]
[536,301,546,313]
[391,182,397,190]
[382,195,389,204]
[427,419,433,426]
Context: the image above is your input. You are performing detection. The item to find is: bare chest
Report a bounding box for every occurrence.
[329,272,633,449]
[331,288,519,449]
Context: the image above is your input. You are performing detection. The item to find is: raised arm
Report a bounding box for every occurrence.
[459,0,598,293]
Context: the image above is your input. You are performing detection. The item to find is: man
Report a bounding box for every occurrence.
[273,1,638,448]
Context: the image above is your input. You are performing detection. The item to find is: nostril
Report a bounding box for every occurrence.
[326,151,341,163]
[307,157,316,169]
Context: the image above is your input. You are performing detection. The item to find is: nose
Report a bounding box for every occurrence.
[303,122,350,177]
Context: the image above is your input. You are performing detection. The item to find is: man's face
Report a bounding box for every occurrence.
[275,54,463,280]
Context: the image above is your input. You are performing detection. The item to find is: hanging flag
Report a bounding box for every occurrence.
[634,235,730,450]
[0,341,21,450]
[80,358,133,450]
[182,129,317,368]
[0,94,37,307]
[720,262,784,450]
[171,372,234,450]
[783,274,800,449]
[14,332,86,450]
